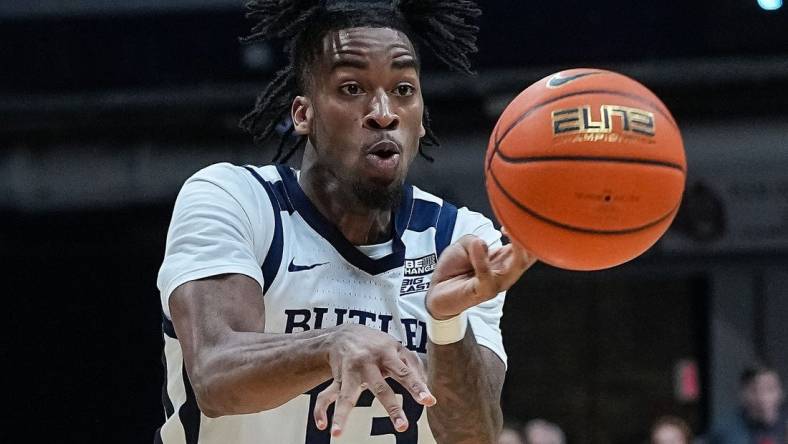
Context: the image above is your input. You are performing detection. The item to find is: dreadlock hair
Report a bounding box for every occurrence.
[239,0,481,163]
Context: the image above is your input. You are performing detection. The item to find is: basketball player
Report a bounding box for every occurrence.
[155,1,535,443]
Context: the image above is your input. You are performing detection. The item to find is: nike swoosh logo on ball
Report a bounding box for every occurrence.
[288,259,328,272]
[547,71,602,88]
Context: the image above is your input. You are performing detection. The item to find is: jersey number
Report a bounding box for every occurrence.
[304,379,424,443]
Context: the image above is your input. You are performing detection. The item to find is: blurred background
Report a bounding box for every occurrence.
[2,1,787,443]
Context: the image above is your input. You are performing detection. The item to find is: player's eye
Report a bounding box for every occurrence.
[393,84,415,97]
[340,83,364,96]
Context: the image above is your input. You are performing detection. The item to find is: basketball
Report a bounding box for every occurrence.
[485,68,686,271]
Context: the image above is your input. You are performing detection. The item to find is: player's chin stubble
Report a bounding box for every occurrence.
[351,178,403,211]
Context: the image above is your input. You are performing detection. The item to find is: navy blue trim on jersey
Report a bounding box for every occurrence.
[153,341,176,444]
[161,350,175,418]
[275,165,408,275]
[178,365,201,444]
[244,166,285,293]
[244,166,292,212]
[406,200,442,233]
[435,201,458,257]
[398,196,458,256]
[272,180,295,214]
[162,316,177,339]
[158,311,177,444]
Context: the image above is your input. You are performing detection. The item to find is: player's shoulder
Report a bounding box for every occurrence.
[180,162,286,211]
[410,184,445,206]
[454,206,500,244]
[187,162,281,185]
[185,162,287,194]
[409,184,500,243]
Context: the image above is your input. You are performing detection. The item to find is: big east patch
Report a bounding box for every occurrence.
[401,253,437,295]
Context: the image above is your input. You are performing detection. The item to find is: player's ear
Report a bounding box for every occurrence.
[291,96,312,135]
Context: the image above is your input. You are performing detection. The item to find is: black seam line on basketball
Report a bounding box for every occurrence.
[495,153,686,173]
[488,167,680,235]
[487,123,501,173]
[494,89,679,148]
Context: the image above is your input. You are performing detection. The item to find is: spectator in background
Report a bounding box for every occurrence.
[524,419,566,444]
[499,421,525,444]
[708,365,786,444]
[651,415,693,444]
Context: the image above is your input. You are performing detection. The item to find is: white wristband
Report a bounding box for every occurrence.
[427,311,468,345]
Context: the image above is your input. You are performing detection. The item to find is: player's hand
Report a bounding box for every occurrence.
[314,323,437,437]
[425,232,537,320]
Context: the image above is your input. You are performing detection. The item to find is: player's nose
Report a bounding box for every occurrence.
[363,89,399,131]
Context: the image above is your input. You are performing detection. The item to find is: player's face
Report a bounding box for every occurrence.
[296,27,425,209]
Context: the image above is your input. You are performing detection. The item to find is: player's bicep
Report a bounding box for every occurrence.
[169,273,265,361]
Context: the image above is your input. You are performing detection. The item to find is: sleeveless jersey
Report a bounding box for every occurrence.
[155,163,506,444]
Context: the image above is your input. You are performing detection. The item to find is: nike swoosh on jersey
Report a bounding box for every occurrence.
[287,259,328,272]
[546,71,602,88]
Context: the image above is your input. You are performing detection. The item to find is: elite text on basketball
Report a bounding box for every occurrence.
[551,105,655,137]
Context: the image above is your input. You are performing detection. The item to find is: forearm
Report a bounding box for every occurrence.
[426,327,504,444]
[192,327,335,417]
[170,275,338,417]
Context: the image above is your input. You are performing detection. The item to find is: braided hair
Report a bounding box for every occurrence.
[239,0,481,163]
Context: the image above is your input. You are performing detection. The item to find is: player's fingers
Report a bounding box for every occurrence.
[361,367,410,432]
[431,235,475,282]
[455,234,483,253]
[502,243,538,276]
[313,380,340,431]
[398,350,437,406]
[489,242,506,258]
[467,238,497,299]
[383,352,435,407]
[427,274,477,319]
[330,368,364,437]
[492,244,538,290]
[498,225,530,256]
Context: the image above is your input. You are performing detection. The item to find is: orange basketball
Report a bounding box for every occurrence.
[485,68,686,271]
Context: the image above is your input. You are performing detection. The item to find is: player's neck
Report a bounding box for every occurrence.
[298,165,393,246]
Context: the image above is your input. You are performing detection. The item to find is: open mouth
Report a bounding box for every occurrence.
[366,139,401,158]
[364,139,401,175]
[371,149,397,160]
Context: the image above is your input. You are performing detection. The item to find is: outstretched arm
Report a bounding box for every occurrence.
[170,272,435,435]
[424,235,535,444]
[170,273,332,417]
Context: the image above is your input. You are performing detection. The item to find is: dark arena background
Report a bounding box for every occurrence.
[3,1,787,443]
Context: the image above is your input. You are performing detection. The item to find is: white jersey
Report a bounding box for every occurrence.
[155,163,506,444]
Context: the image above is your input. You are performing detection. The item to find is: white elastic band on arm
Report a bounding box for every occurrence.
[427,311,468,345]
